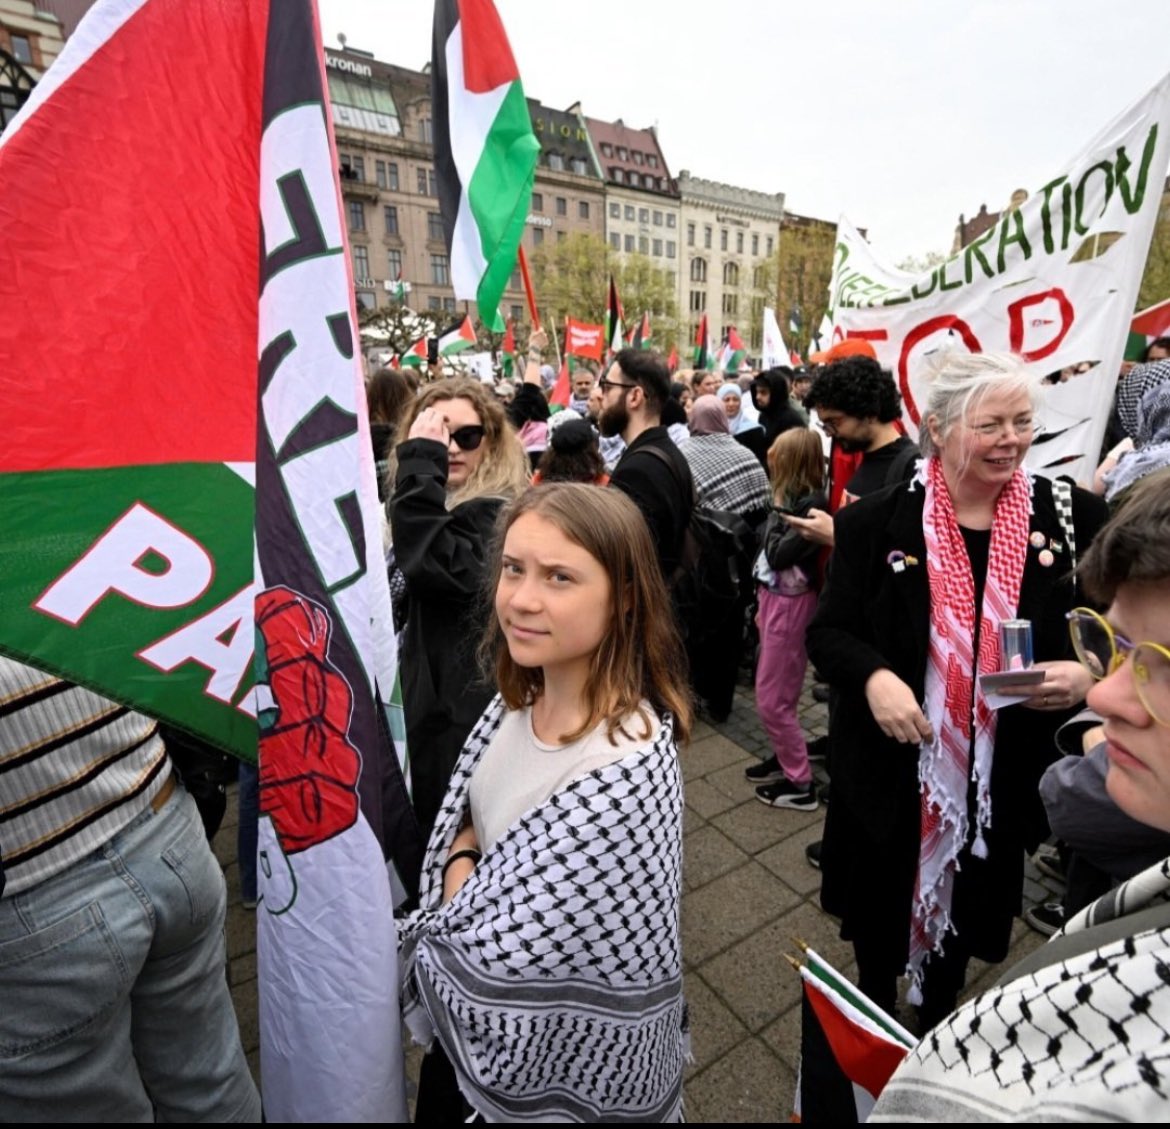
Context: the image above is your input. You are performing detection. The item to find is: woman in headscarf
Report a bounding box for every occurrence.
[1093,359,1170,501]
[806,351,1109,1031]
[1102,369,1170,507]
[717,381,768,465]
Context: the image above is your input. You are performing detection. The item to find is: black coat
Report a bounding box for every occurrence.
[390,438,503,840]
[806,474,1108,962]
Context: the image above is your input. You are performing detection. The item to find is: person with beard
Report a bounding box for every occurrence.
[586,380,626,471]
[749,367,806,451]
[602,348,694,578]
[567,365,596,417]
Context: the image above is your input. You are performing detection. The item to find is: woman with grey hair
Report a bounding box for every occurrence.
[807,351,1109,1031]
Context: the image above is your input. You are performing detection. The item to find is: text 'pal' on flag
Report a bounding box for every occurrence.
[432,0,540,331]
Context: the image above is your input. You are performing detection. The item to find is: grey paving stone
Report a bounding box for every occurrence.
[679,732,751,782]
[759,1001,803,1074]
[711,798,820,856]
[683,971,749,1075]
[682,861,801,965]
[756,822,826,896]
[684,1037,795,1123]
[684,825,751,891]
[684,776,740,819]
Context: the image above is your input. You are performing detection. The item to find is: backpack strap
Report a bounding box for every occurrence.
[634,442,699,507]
[885,440,919,490]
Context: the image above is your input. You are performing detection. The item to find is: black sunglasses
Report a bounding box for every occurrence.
[449,425,486,451]
[598,377,637,392]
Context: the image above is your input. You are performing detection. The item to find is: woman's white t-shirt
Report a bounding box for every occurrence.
[469,703,659,853]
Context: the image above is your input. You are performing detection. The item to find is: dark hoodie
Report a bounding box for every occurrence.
[751,368,806,449]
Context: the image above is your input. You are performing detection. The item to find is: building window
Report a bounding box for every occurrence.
[632,150,644,165]
[511,304,524,321]
[687,223,695,247]
[578,200,589,220]
[510,269,521,289]
[353,244,370,278]
[532,191,543,211]
[690,290,705,313]
[611,167,624,183]
[417,167,428,194]
[751,233,759,256]
[384,205,399,235]
[428,170,437,196]
[348,200,365,231]
[617,146,628,160]
[766,236,774,256]
[10,35,33,64]
[628,172,640,188]
[428,296,442,310]
[647,153,659,169]
[753,266,768,289]
[736,231,744,253]
[570,157,587,174]
[624,205,635,221]
[431,254,450,284]
[638,236,649,254]
[420,118,433,143]
[547,152,565,171]
[722,292,739,315]
[351,156,365,181]
[532,227,544,245]
[388,162,399,191]
[690,257,707,282]
[556,196,567,216]
[651,210,661,226]
[427,211,444,241]
[443,297,457,312]
[556,230,566,243]
[720,229,728,251]
[666,213,676,228]
[610,232,621,250]
[388,249,403,277]
[704,225,712,249]
[666,241,676,259]
[624,234,635,252]
[639,208,649,224]
[609,202,620,218]
[723,261,739,286]
[356,291,376,311]
[667,271,675,290]
[600,142,613,157]
[375,160,387,188]
[652,239,663,257]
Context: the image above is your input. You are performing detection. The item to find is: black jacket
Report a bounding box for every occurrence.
[610,426,694,577]
[806,474,1108,957]
[390,438,503,840]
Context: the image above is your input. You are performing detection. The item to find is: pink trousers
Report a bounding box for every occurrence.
[754,586,818,787]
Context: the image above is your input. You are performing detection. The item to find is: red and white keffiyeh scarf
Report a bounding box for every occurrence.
[908,456,1032,1003]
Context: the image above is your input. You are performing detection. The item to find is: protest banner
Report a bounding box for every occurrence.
[0,0,418,1119]
[565,315,606,360]
[827,73,1170,484]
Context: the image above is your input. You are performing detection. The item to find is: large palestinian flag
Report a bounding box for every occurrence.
[432,0,539,331]
[0,0,418,1120]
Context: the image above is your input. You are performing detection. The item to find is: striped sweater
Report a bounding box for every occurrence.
[0,656,170,896]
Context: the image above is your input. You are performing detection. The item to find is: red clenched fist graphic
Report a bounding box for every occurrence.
[256,586,360,854]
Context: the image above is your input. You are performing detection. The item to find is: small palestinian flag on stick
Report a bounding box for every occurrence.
[401,337,429,367]
[693,313,710,370]
[500,317,515,377]
[432,0,540,331]
[667,345,678,373]
[629,311,652,349]
[606,274,624,355]
[438,314,476,355]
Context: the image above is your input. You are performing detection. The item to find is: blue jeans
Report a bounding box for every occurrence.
[0,784,261,1121]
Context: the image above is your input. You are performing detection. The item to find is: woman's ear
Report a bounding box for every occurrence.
[925,412,943,449]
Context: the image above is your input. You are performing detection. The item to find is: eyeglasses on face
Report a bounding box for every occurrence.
[1067,607,1170,727]
[448,425,485,452]
[598,377,637,392]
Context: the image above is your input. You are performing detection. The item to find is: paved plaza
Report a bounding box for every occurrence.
[215,673,1063,1121]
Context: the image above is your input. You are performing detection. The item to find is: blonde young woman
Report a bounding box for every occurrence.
[399,484,692,1122]
[387,378,529,840]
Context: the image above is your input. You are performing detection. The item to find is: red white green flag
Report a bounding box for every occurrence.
[693,313,710,370]
[432,0,539,331]
[667,345,679,373]
[550,355,572,408]
[717,325,747,373]
[500,316,516,376]
[438,313,476,354]
[0,0,419,1119]
[629,311,653,349]
[606,274,625,354]
[401,336,429,366]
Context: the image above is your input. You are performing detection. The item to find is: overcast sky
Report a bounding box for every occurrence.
[318,0,1170,263]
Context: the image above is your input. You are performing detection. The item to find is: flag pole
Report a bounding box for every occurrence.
[551,315,563,370]
[517,245,540,330]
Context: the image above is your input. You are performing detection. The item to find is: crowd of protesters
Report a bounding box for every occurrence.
[8,323,1170,1122]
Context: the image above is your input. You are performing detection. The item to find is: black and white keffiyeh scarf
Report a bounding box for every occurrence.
[398,697,687,1123]
[870,857,1170,1122]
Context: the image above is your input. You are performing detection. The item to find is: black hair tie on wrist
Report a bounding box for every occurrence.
[442,848,482,879]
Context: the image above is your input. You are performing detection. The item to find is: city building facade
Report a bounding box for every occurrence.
[677,171,784,355]
[0,0,67,127]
